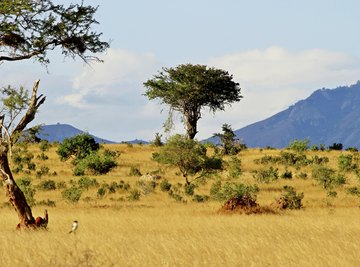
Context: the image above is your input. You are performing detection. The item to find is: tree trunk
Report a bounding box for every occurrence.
[0,80,48,229]
[185,115,198,140]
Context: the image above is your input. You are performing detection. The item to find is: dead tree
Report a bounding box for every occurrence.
[0,80,48,229]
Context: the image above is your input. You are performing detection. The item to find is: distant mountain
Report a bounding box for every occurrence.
[209,81,360,149]
[36,123,117,144]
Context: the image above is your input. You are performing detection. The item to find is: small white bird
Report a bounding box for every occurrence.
[69,220,78,234]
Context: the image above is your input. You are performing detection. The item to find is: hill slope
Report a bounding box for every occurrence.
[232,82,360,148]
[36,123,117,144]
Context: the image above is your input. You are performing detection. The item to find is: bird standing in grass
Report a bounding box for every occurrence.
[69,220,78,234]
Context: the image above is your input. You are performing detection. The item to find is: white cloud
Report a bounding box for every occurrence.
[58,48,159,108]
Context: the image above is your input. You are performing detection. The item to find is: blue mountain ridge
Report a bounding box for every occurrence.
[214,81,360,149]
[36,123,147,144]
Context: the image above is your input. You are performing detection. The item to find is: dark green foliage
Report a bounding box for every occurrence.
[37,179,56,191]
[287,139,310,152]
[73,152,117,176]
[311,155,329,165]
[192,195,210,202]
[252,167,279,183]
[210,181,259,204]
[213,124,245,155]
[338,154,357,172]
[39,140,51,152]
[97,187,107,198]
[127,189,141,201]
[227,156,242,179]
[312,166,346,190]
[184,183,196,196]
[57,134,100,162]
[328,143,343,150]
[152,134,223,185]
[16,177,36,207]
[62,186,82,203]
[0,0,109,65]
[279,186,304,209]
[144,64,242,139]
[36,166,49,178]
[152,132,163,147]
[345,147,358,152]
[347,186,360,196]
[129,166,142,177]
[296,172,308,180]
[281,169,293,179]
[77,176,99,190]
[36,152,49,161]
[118,180,131,191]
[160,179,172,192]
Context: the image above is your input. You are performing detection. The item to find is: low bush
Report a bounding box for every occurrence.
[160,179,172,192]
[37,179,56,191]
[252,167,279,183]
[37,199,56,207]
[127,189,141,201]
[272,186,304,210]
[312,166,346,190]
[62,186,82,203]
[78,176,99,190]
[129,166,142,177]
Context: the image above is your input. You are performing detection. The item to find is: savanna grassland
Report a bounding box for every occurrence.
[0,143,360,267]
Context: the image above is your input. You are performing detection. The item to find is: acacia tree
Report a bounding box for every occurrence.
[152,134,223,185]
[0,0,109,229]
[144,64,242,139]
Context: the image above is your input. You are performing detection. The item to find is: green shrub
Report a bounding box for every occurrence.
[127,189,141,201]
[56,181,67,189]
[37,179,56,190]
[74,152,117,175]
[347,186,360,196]
[210,180,259,202]
[97,187,107,198]
[36,152,49,161]
[328,143,343,150]
[129,166,142,176]
[312,166,346,190]
[252,167,279,183]
[338,154,357,172]
[77,176,99,190]
[62,186,82,203]
[192,194,210,202]
[279,185,304,209]
[39,140,51,152]
[296,172,308,180]
[160,179,172,192]
[118,180,131,191]
[36,166,49,178]
[287,139,309,152]
[184,183,196,196]
[227,156,242,179]
[281,169,293,179]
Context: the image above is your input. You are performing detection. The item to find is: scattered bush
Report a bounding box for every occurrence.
[127,189,141,201]
[347,186,360,196]
[328,143,343,151]
[272,186,304,210]
[312,166,346,190]
[160,179,172,192]
[281,169,293,179]
[287,139,309,153]
[56,181,67,189]
[74,152,117,176]
[338,154,357,172]
[62,186,82,203]
[192,194,209,202]
[36,166,50,178]
[129,166,142,177]
[37,179,56,191]
[78,176,99,190]
[227,156,242,179]
[97,186,107,198]
[184,183,196,196]
[252,167,279,183]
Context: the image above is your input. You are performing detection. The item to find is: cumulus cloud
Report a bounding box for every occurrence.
[58,48,159,108]
[191,47,360,139]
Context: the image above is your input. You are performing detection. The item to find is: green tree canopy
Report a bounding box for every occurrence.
[0,0,109,64]
[57,133,100,162]
[152,134,223,185]
[144,64,242,139]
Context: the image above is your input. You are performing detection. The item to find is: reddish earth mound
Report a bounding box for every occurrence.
[219,196,277,215]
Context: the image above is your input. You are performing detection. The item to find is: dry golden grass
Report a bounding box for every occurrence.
[0,143,359,266]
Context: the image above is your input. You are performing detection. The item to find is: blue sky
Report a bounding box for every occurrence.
[2,0,360,142]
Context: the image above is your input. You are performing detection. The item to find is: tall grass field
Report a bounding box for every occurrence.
[0,143,359,266]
